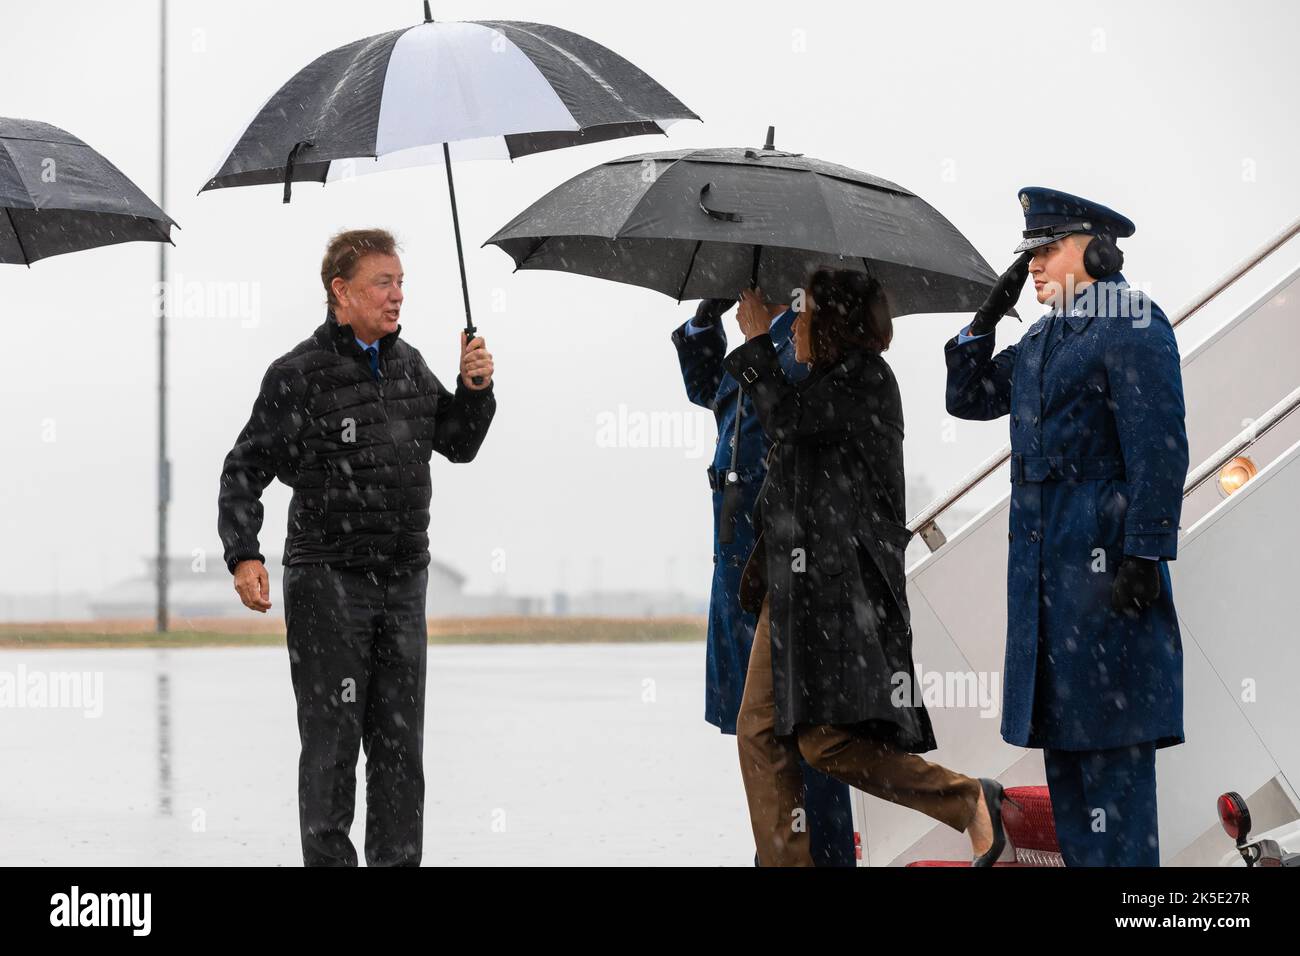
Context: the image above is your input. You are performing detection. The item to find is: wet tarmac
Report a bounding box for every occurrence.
[0,643,753,866]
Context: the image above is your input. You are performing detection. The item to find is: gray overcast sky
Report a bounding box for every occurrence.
[3,0,1299,600]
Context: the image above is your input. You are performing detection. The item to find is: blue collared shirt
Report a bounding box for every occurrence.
[955,323,991,345]
[356,336,381,380]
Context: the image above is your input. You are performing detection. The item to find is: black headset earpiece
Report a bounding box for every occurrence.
[1083,233,1124,279]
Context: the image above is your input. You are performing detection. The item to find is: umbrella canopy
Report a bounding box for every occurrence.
[486,131,1000,316]
[200,7,698,370]
[0,117,175,266]
[201,13,699,199]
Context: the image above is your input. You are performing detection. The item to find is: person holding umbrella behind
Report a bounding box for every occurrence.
[217,228,496,866]
[672,296,855,867]
[486,128,1014,865]
[726,269,1010,867]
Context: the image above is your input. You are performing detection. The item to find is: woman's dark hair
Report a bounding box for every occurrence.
[804,268,893,365]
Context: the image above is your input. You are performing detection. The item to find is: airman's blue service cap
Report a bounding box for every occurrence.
[1013,186,1136,253]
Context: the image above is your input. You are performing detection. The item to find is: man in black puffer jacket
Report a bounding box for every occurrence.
[217,228,495,866]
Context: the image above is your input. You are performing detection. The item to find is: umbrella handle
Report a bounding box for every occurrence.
[463,321,484,387]
[699,183,743,223]
[282,140,313,204]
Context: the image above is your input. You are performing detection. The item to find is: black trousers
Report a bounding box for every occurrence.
[283,564,429,866]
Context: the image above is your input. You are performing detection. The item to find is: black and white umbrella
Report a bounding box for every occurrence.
[1,117,175,266]
[201,3,698,351]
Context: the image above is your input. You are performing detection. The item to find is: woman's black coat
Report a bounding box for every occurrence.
[723,333,937,750]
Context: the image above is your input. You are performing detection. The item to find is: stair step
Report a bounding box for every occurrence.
[1002,786,1058,853]
[902,785,1064,867]
[905,860,1028,867]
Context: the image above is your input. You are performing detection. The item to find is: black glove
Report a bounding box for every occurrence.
[1111,556,1162,614]
[968,252,1032,336]
[693,298,736,328]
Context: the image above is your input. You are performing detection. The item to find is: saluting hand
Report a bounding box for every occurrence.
[460,331,494,389]
[969,252,1032,335]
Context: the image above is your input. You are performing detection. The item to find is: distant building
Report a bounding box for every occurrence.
[549,589,707,618]
[1,470,969,625]
[86,554,542,620]
[0,591,92,623]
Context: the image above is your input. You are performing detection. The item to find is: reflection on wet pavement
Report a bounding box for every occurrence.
[0,643,751,866]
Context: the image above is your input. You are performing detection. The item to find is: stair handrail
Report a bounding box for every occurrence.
[1184,384,1300,498]
[910,214,1300,551]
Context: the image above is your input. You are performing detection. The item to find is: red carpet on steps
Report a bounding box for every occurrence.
[904,786,1058,867]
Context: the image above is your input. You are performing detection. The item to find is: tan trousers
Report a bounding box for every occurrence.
[737,596,983,866]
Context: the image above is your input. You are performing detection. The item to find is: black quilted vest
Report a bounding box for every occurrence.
[219,310,494,572]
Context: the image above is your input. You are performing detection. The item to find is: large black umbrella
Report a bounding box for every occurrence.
[486,128,999,313]
[486,128,1003,539]
[201,4,698,355]
[1,117,175,265]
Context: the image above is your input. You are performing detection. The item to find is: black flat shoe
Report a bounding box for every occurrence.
[971,777,1021,867]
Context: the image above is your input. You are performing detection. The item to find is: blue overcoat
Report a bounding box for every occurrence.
[944,275,1188,751]
[672,310,806,733]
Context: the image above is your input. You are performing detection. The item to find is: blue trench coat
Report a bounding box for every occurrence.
[945,274,1188,751]
[672,310,806,732]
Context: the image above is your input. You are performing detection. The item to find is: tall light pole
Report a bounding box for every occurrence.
[156,0,170,633]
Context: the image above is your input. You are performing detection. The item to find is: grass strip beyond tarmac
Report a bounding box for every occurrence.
[0,616,706,649]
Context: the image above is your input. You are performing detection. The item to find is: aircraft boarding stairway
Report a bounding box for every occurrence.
[854,217,1300,867]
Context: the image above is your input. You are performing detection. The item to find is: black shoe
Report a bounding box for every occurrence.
[971,777,1020,867]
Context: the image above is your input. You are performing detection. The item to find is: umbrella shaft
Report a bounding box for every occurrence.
[442,142,475,339]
